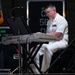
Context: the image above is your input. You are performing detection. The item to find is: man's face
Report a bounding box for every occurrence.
[45,7,56,19]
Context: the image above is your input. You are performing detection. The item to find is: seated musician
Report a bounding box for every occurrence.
[30,3,69,74]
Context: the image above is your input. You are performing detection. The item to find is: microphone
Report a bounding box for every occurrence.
[9,6,24,18]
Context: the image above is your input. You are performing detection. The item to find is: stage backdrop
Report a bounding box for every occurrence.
[27,0,65,33]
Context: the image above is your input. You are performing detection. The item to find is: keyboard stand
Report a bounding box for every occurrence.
[26,42,43,73]
[2,33,58,74]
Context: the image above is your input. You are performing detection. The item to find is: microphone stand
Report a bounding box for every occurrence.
[17,29,23,73]
[10,30,23,74]
[9,7,23,74]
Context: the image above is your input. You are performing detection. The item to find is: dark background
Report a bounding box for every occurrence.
[1,0,75,43]
[0,0,75,73]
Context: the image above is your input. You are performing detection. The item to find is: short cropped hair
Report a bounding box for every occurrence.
[45,3,56,10]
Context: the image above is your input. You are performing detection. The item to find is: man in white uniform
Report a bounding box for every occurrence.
[31,3,68,74]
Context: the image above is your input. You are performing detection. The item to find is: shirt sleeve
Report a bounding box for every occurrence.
[56,18,68,34]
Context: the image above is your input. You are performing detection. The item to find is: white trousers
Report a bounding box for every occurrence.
[34,40,68,73]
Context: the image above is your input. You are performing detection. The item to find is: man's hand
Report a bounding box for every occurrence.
[34,32,42,34]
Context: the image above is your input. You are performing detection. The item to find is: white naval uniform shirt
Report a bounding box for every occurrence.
[37,13,68,56]
[46,13,68,43]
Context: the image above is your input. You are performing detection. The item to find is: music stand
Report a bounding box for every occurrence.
[7,16,32,73]
[7,17,43,74]
[7,17,31,35]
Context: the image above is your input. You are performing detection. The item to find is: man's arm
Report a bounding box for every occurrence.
[46,32,62,38]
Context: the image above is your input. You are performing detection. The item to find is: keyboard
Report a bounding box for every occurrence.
[1,33,58,45]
